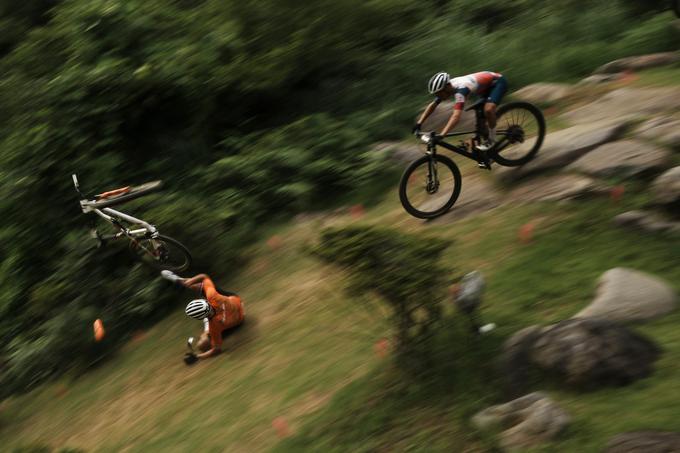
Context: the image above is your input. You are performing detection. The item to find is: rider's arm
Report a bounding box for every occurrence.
[182,273,209,291]
[441,109,462,136]
[196,346,222,359]
[416,99,441,127]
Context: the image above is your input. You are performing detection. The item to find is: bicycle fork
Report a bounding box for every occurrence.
[425,145,440,194]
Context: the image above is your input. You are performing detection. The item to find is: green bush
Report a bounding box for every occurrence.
[315,226,452,365]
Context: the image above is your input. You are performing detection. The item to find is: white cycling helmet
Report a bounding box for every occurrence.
[428,72,450,94]
[185,299,212,320]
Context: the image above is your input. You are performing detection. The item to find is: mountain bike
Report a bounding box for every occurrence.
[399,100,545,219]
[72,174,192,271]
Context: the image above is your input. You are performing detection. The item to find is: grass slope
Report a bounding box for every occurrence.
[2,68,680,452]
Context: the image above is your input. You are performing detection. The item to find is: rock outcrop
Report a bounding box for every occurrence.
[502,319,660,390]
[472,392,571,452]
[574,268,677,322]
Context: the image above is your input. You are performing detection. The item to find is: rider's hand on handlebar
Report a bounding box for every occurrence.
[420,131,442,144]
[412,123,421,136]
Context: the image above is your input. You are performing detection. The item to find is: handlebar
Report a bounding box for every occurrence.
[416,131,443,144]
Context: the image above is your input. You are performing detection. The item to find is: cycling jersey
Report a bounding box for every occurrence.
[201,277,244,349]
[435,71,505,110]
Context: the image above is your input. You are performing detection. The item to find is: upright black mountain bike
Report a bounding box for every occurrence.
[399,100,545,219]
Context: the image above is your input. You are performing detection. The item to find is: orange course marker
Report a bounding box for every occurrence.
[374,338,390,358]
[610,185,625,202]
[93,318,106,342]
[267,235,283,251]
[272,417,291,438]
[518,222,535,244]
[349,204,365,219]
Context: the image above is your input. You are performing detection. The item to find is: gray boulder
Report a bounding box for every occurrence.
[472,392,570,452]
[605,431,680,453]
[614,210,680,233]
[574,268,677,322]
[502,318,660,390]
[496,119,630,183]
[374,141,422,165]
[636,117,680,150]
[578,73,623,85]
[434,173,504,222]
[567,140,670,179]
[509,174,605,202]
[419,100,476,132]
[561,87,680,126]
[594,51,680,74]
[652,167,680,214]
[513,83,572,104]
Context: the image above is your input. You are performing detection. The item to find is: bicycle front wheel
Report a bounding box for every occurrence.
[130,234,192,272]
[493,102,546,167]
[399,154,462,219]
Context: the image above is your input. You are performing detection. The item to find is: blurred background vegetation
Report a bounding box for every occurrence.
[0,0,678,397]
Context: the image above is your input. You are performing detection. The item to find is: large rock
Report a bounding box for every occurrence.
[636,117,680,150]
[574,268,677,322]
[472,392,570,452]
[509,174,605,202]
[433,173,504,222]
[513,83,572,104]
[561,87,680,126]
[531,319,660,386]
[594,51,680,74]
[502,319,660,389]
[419,100,476,132]
[605,431,680,453]
[567,140,670,179]
[614,210,680,233]
[495,119,630,183]
[578,73,624,85]
[652,167,680,214]
[374,141,423,165]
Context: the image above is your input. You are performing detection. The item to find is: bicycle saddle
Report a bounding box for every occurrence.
[81,181,163,211]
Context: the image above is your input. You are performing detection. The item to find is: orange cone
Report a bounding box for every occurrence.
[93,318,106,342]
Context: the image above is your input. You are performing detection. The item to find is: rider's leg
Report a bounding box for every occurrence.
[484,75,508,143]
[484,103,498,142]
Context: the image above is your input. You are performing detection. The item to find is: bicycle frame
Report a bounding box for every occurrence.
[421,103,512,160]
[90,206,159,240]
[73,174,159,242]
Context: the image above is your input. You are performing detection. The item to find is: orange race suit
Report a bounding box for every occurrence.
[201,277,245,350]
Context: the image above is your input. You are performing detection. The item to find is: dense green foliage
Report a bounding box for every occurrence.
[0,0,678,395]
[316,226,451,362]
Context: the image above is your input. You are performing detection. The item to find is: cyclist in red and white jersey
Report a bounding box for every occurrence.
[413,71,508,166]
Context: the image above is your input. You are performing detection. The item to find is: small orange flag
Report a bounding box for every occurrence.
[610,185,625,202]
[518,222,535,244]
[349,204,365,219]
[272,417,290,438]
[93,318,106,342]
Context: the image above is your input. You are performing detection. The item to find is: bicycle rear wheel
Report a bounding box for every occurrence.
[493,102,546,167]
[399,154,462,219]
[130,234,192,272]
